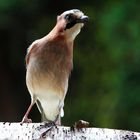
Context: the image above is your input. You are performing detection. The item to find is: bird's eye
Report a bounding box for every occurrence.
[64,14,76,30]
[65,14,73,21]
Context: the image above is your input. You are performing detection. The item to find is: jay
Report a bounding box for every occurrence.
[22,9,88,125]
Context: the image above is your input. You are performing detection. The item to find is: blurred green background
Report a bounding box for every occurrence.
[0,0,140,132]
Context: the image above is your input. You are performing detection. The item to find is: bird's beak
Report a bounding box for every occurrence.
[76,15,89,24]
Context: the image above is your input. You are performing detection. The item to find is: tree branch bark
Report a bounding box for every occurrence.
[0,122,139,140]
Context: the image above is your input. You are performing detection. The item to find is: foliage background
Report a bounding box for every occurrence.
[0,0,139,131]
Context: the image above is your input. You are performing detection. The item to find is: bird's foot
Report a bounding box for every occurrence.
[37,121,55,130]
[33,121,55,139]
[21,116,32,124]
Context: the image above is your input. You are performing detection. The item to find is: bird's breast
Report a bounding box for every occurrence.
[26,41,73,100]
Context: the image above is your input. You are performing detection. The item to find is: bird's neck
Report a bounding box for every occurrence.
[45,26,74,53]
[48,25,76,43]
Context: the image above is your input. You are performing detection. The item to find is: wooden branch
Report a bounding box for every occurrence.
[0,122,139,140]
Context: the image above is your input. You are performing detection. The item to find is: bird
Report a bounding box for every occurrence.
[21,9,88,125]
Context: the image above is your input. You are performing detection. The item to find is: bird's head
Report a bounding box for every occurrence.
[55,9,88,41]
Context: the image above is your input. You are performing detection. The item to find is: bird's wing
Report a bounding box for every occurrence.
[25,40,39,67]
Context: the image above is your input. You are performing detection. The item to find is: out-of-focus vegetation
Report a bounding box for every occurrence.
[0,0,139,131]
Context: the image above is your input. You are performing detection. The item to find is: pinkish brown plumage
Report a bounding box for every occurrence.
[22,9,88,124]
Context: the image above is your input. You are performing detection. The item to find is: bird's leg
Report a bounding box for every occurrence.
[21,102,35,123]
[55,114,61,125]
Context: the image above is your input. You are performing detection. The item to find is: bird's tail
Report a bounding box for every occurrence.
[41,111,48,122]
[36,100,48,122]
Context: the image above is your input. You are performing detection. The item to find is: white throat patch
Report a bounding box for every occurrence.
[65,23,84,41]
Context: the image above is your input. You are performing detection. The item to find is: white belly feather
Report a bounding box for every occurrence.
[36,88,64,121]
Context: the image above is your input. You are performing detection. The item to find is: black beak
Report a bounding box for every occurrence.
[76,15,89,24]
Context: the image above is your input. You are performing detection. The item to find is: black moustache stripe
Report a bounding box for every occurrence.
[65,21,77,30]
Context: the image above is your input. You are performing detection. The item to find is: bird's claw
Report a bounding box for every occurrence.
[33,121,55,139]
[21,117,32,124]
[37,121,55,131]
